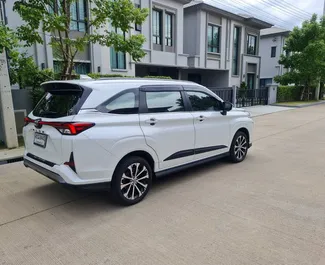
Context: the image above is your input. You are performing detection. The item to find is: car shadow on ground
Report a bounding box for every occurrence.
[21,157,235,217]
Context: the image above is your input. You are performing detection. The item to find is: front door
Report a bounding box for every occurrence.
[247,73,256,89]
[139,86,195,171]
[185,90,231,161]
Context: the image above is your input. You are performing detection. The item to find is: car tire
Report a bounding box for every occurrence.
[111,156,152,206]
[229,131,249,163]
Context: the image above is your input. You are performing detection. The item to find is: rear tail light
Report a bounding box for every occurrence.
[51,122,95,135]
[24,117,34,126]
[23,117,95,135]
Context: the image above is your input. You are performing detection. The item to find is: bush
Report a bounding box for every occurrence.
[277,86,302,102]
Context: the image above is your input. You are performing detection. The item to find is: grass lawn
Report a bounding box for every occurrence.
[0,136,25,150]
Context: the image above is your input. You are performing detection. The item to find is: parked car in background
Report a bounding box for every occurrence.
[23,79,253,205]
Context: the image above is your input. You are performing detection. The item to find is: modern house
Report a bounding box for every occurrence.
[259,27,290,87]
[4,0,272,87]
[182,1,273,89]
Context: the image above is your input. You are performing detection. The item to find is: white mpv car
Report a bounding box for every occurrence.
[23,79,253,205]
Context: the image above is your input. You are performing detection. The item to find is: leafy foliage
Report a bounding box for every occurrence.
[13,0,149,80]
[275,14,325,100]
[276,86,302,102]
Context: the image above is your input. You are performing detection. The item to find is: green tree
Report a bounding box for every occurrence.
[13,0,149,80]
[274,14,325,100]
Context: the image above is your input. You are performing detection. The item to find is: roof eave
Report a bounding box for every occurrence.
[185,3,273,29]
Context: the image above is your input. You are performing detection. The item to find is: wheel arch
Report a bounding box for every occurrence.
[236,127,250,144]
[114,150,156,178]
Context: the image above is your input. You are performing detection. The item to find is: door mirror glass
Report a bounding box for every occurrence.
[223,101,233,112]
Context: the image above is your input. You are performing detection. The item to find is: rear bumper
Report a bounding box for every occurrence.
[23,154,111,188]
[24,159,66,184]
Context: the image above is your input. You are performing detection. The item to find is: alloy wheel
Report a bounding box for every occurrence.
[120,163,149,200]
[234,135,248,160]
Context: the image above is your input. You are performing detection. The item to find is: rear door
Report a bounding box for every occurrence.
[23,82,91,165]
[139,85,195,171]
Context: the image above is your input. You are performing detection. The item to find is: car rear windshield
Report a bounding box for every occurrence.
[33,83,84,118]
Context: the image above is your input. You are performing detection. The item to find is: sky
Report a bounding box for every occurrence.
[204,0,324,30]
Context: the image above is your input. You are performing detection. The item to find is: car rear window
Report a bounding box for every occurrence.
[33,83,85,118]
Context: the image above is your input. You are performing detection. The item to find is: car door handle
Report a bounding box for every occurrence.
[198,115,206,122]
[145,118,157,126]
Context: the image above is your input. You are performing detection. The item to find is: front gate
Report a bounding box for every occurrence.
[236,88,268,107]
[209,87,234,104]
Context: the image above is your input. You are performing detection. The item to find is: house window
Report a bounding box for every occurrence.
[153,9,162,45]
[207,24,220,53]
[247,34,257,55]
[134,1,141,32]
[232,26,240,76]
[53,61,91,75]
[0,1,4,23]
[110,28,126,70]
[70,0,86,32]
[271,46,276,58]
[165,13,173,46]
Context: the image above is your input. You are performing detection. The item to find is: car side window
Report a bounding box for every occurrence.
[186,91,222,111]
[104,91,138,114]
[145,91,184,113]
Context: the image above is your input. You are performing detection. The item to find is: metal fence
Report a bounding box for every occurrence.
[236,88,268,107]
[209,87,234,103]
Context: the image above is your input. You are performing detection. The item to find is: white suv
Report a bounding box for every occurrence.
[23,79,253,205]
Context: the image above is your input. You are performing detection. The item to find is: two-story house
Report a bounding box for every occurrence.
[259,27,290,87]
[182,1,272,89]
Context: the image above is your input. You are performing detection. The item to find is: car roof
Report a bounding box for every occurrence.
[42,78,199,90]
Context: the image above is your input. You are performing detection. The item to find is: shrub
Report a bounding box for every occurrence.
[276,86,302,102]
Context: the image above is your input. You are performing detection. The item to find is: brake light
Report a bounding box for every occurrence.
[24,117,34,126]
[49,122,95,135]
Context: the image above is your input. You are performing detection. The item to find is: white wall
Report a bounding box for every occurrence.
[260,35,286,80]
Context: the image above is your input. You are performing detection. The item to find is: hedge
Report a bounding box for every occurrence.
[87,73,172,80]
[277,86,302,102]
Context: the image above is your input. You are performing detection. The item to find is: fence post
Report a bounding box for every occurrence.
[266,84,278,105]
[232,85,237,106]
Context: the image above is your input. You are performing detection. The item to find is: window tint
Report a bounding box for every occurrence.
[186,91,221,111]
[104,92,138,114]
[271,46,276,58]
[33,91,82,118]
[146,91,184,113]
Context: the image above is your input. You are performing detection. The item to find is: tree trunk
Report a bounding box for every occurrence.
[300,85,305,101]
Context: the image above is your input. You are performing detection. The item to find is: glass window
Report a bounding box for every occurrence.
[110,28,126,70]
[165,13,173,46]
[135,3,142,31]
[186,91,222,111]
[146,91,184,113]
[232,26,240,75]
[207,24,220,53]
[69,0,86,32]
[33,90,82,118]
[153,9,162,45]
[271,46,276,58]
[104,92,138,114]
[247,34,257,55]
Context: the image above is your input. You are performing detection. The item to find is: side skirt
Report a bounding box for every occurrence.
[155,152,230,178]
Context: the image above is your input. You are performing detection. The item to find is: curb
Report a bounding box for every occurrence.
[272,100,325,108]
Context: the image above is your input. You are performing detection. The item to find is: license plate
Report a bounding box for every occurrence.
[34,132,48,148]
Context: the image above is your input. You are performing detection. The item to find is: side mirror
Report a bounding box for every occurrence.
[221,101,233,115]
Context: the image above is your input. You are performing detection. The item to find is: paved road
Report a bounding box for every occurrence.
[1,105,325,265]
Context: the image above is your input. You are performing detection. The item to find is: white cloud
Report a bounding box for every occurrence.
[204,0,323,29]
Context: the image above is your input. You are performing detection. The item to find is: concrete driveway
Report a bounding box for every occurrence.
[1,105,325,265]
